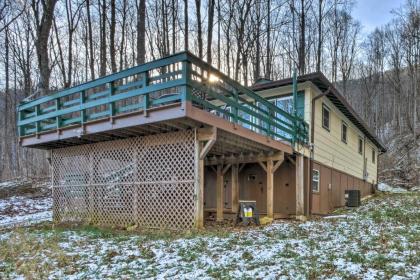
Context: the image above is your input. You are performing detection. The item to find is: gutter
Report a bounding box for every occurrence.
[309,87,331,215]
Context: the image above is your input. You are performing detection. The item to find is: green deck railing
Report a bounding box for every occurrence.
[17,52,308,145]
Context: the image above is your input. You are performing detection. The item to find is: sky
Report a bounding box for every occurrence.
[353,0,406,34]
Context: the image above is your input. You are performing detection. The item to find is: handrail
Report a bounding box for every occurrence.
[19,52,189,110]
[17,51,309,146]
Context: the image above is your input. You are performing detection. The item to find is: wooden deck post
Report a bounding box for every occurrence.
[195,141,205,229]
[296,154,305,219]
[231,164,239,213]
[267,159,274,218]
[216,164,224,222]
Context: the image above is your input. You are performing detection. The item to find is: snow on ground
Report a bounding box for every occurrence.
[377,182,408,193]
[0,193,419,279]
[0,195,52,229]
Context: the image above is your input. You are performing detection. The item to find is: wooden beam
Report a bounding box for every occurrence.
[288,156,296,165]
[197,126,217,141]
[222,163,232,175]
[200,138,216,159]
[195,141,205,229]
[231,164,239,213]
[296,154,305,217]
[273,153,285,173]
[267,159,274,218]
[205,152,284,166]
[238,163,246,173]
[258,161,267,173]
[209,165,216,173]
[216,164,224,222]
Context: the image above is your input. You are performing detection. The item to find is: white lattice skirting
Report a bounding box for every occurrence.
[51,130,198,230]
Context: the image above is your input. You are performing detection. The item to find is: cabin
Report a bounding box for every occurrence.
[17,52,386,230]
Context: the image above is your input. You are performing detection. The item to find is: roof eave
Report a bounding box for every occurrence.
[251,72,387,153]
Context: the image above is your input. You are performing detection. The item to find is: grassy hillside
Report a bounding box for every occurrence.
[1,192,419,279]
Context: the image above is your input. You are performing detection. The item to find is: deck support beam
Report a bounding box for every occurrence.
[296,154,305,219]
[266,159,274,218]
[231,164,239,213]
[258,152,284,219]
[216,164,224,222]
[195,140,205,229]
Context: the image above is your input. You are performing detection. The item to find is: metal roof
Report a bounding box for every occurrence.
[251,72,387,153]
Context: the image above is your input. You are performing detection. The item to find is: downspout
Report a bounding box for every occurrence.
[309,87,331,215]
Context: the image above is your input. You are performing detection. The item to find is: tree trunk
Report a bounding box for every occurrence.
[137,0,146,64]
[184,0,188,51]
[110,0,117,73]
[195,0,203,59]
[298,0,306,74]
[32,0,58,96]
[99,0,107,76]
[316,0,323,72]
[207,0,215,64]
[86,0,95,80]
[265,0,271,79]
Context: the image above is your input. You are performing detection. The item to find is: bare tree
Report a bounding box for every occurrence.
[207,0,215,64]
[195,0,203,59]
[31,0,58,95]
[137,0,146,64]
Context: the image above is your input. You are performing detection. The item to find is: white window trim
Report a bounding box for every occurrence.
[341,121,348,144]
[372,147,376,164]
[312,169,320,193]
[322,104,330,131]
[358,137,363,155]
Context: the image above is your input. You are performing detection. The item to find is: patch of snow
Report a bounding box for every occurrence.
[0,195,52,229]
[377,182,407,193]
[411,186,420,192]
[323,214,349,219]
[0,211,52,228]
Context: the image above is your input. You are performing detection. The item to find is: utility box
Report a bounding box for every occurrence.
[236,200,260,225]
[345,190,361,207]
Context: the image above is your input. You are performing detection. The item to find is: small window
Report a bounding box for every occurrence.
[322,104,330,131]
[312,170,320,192]
[358,138,363,155]
[372,148,376,164]
[341,122,348,143]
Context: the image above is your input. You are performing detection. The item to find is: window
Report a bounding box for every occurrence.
[358,138,363,155]
[263,92,305,141]
[372,148,376,164]
[322,104,330,131]
[312,170,320,192]
[341,121,348,143]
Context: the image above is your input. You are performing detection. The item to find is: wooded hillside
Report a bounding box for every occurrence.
[0,0,419,188]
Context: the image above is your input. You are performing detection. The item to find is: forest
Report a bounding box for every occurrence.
[0,0,419,188]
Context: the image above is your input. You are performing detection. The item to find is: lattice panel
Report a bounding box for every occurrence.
[51,130,197,230]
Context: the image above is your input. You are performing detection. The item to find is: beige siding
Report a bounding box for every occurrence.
[312,90,378,183]
[256,82,379,183]
[365,139,378,184]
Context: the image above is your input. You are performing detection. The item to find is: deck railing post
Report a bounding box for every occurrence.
[55,98,61,130]
[181,60,192,107]
[268,107,274,138]
[108,82,115,120]
[18,109,24,136]
[233,89,239,124]
[35,104,41,135]
[80,90,87,125]
[143,72,150,116]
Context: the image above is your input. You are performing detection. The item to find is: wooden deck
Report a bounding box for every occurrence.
[17,51,308,155]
